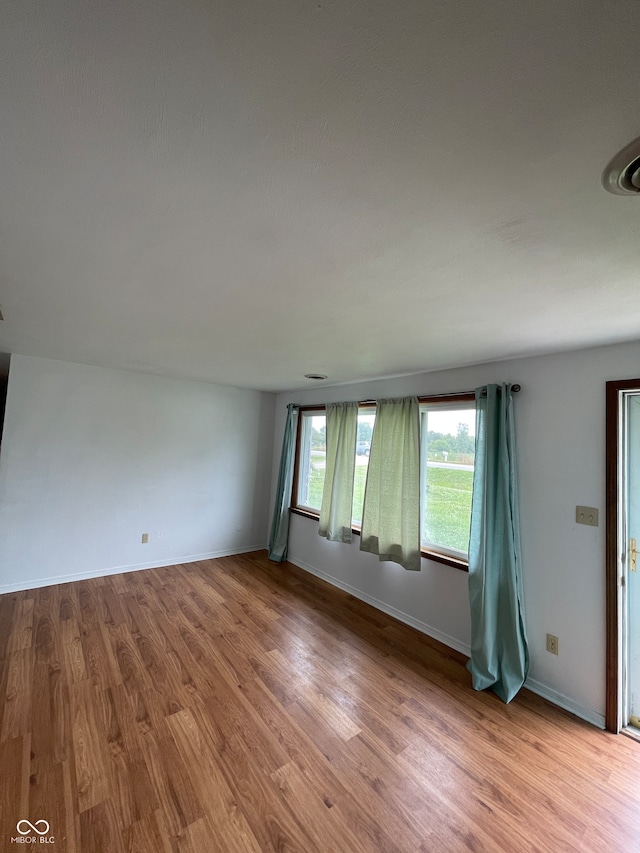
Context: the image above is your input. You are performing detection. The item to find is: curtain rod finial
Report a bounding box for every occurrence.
[480,383,521,397]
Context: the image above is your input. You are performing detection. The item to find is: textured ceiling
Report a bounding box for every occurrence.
[1,0,639,392]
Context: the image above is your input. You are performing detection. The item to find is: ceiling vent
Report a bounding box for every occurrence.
[602,136,640,195]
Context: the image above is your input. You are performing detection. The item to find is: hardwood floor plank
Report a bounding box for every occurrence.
[298,683,362,741]
[250,647,306,708]
[397,737,577,852]
[186,720,321,853]
[30,659,67,764]
[189,685,289,779]
[76,582,101,631]
[269,761,369,853]
[136,732,204,841]
[27,760,69,852]
[0,593,20,662]
[96,583,127,629]
[62,757,80,853]
[110,630,151,697]
[95,685,159,828]
[7,597,35,655]
[402,687,624,847]
[79,798,125,853]
[69,681,111,813]
[0,737,27,841]
[1,646,34,742]
[334,730,465,851]
[33,612,59,665]
[174,815,245,853]
[81,624,122,690]
[124,809,167,853]
[238,677,412,853]
[63,628,88,685]
[165,708,264,853]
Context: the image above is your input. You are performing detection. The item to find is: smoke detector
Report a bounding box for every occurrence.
[602,136,640,195]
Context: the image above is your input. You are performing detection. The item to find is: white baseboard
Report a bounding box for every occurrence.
[0,544,266,595]
[288,555,605,730]
[523,677,605,729]
[288,555,471,657]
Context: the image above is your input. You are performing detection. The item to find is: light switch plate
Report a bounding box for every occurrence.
[576,506,598,527]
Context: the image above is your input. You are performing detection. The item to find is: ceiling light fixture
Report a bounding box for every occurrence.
[602,135,640,195]
[304,373,328,381]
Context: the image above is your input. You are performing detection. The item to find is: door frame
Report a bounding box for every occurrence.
[605,378,640,732]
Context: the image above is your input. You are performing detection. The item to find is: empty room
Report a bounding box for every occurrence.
[2,0,640,851]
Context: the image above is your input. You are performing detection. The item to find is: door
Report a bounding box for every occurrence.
[605,379,640,733]
[626,395,640,728]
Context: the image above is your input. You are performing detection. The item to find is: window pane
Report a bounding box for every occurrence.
[422,407,475,556]
[352,410,375,525]
[297,413,326,511]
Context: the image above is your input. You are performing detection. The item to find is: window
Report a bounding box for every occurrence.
[292,395,476,569]
[295,409,326,513]
[420,399,475,562]
[352,409,375,525]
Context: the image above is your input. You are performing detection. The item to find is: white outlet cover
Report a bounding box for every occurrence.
[576,506,599,527]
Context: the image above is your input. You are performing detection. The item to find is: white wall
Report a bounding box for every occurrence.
[0,355,275,591]
[272,340,640,728]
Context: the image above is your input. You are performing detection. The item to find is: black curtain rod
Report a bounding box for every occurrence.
[294,385,521,408]
[360,385,521,403]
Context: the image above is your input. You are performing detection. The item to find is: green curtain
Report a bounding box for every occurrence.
[319,401,358,542]
[268,404,299,562]
[360,397,421,571]
[467,384,529,703]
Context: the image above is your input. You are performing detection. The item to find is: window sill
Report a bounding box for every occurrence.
[290,507,469,572]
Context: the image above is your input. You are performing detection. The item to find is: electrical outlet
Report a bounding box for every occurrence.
[141,533,149,544]
[576,506,599,527]
[546,633,559,655]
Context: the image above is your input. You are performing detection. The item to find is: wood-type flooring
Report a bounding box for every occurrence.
[1,550,639,852]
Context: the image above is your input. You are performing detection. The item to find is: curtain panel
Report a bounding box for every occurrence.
[467,383,529,703]
[267,403,299,562]
[360,397,421,571]
[319,401,358,542]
